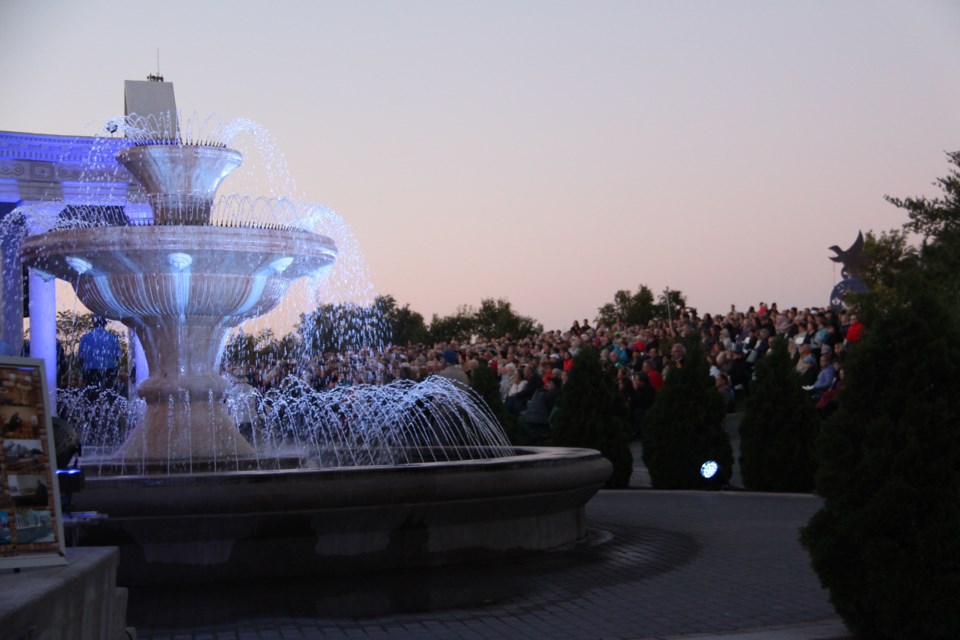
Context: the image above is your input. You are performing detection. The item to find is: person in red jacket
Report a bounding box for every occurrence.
[845,314,865,344]
[642,359,664,391]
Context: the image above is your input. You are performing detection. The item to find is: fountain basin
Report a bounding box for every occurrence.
[73,447,612,585]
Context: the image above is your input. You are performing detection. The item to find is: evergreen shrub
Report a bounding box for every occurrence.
[738,337,820,492]
[642,332,733,489]
[801,287,960,639]
[469,362,518,445]
[552,345,632,487]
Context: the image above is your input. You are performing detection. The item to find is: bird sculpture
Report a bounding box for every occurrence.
[828,231,868,308]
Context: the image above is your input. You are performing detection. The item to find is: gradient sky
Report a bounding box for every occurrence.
[2,0,959,332]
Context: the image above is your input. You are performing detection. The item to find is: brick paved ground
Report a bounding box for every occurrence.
[129,492,845,639]
[128,416,849,640]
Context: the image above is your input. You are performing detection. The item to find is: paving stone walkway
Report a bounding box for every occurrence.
[128,416,850,639]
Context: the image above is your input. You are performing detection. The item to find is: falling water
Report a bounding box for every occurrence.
[5,112,513,475]
[59,376,513,476]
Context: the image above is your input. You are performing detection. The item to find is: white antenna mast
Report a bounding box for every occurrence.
[147,49,164,82]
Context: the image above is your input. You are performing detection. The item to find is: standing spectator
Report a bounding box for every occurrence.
[78,316,122,389]
[437,349,470,387]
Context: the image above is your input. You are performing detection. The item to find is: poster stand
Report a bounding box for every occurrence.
[0,356,67,569]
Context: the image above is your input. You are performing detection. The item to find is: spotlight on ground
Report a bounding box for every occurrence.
[700,460,718,479]
[699,460,726,490]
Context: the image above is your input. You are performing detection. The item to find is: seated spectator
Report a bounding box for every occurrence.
[629,371,656,438]
[642,358,664,391]
[794,343,813,370]
[519,376,562,445]
[499,362,518,400]
[506,363,541,413]
[435,349,470,387]
[799,354,820,387]
[845,314,864,345]
[716,373,736,413]
[816,363,844,417]
[805,354,837,400]
[561,348,575,372]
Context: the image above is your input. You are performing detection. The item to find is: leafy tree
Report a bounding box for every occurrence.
[885,150,960,239]
[596,285,657,326]
[222,330,258,368]
[654,288,687,323]
[858,229,920,289]
[387,302,429,346]
[428,298,542,343]
[551,345,632,487]
[273,332,302,361]
[298,301,386,354]
[917,226,960,310]
[365,295,429,346]
[846,151,960,322]
[851,229,920,323]
[56,311,94,363]
[428,305,476,344]
[473,298,542,340]
[801,282,960,639]
[642,332,733,489]
[738,337,819,492]
[881,150,960,311]
[254,328,277,356]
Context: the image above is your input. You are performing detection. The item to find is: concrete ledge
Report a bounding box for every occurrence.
[0,547,130,640]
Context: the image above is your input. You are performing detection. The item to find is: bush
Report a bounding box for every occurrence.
[738,337,820,492]
[801,286,960,639]
[469,362,518,445]
[642,332,733,489]
[552,345,632,487]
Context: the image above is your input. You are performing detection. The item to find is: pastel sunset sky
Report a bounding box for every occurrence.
[2,0,958,331]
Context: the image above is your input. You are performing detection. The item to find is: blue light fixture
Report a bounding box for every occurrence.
[700,459,727,490]
[700,460,719,480]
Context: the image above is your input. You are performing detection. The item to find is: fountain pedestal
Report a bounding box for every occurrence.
[120,321,247,459]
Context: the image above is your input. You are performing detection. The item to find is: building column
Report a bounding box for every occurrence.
[124,203,151,394]
[0,223,25,356]
[129,328,149,389]
[28,270,57,407]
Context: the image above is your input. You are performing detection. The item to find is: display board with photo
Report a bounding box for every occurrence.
[0,357,66,568]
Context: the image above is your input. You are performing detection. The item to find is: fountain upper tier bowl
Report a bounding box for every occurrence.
[20,224,337,321]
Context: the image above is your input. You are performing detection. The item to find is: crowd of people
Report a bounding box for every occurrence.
[41,302,862,444]
[222,302,862,440]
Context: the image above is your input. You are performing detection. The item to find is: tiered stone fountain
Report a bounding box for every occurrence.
[21,141,336,462]
[16,131,611,586]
